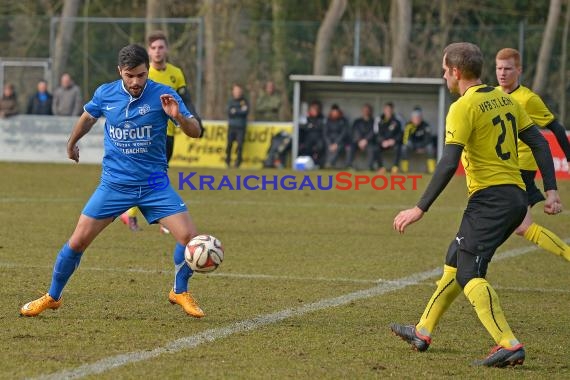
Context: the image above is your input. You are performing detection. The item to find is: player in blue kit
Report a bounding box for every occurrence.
[20,44,206,318]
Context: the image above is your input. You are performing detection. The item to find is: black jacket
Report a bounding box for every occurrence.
[403,120,432,145]
[351,117,375,143]
[300,114,325,142]
[27,92,53,115]
[227,96,249,129]
[324,116,349,146]
[377,115,402,143]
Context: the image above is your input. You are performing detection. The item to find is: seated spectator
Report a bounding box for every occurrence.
[52,73,83,116]
[27,80,53,115]
[255,80,281,121]
[298,100,325,167]
[346,103,376,171]
[376,102,403,174]
[401,106,436,173]
[0,83,19,118]
[323,104,350,169]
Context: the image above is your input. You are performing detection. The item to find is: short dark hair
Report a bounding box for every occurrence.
[118,44,149,70]
[443,42,483,80]
[147,30,168,46]
[309,100,322,109]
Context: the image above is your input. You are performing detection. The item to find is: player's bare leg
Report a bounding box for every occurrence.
[515,207,570,261]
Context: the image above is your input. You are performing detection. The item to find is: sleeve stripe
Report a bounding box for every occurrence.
[518,122,534,133]
[445,142,465,147]
[84,108,98,120]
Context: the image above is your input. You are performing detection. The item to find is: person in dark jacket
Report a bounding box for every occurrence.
[225,83,249,168]
[376,102,403,174]
[346,103,376,170]
[323,104,350,168]
[298,100,325,167]
[401,106,436,173]
[0,83,18,118]
[27,80,53,115]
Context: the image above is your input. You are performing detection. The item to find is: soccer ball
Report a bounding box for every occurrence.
[185,235,224,273]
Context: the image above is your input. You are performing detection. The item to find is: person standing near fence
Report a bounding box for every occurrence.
[27,80,53,115]
[225,83,249,168]
[52,73,82,116]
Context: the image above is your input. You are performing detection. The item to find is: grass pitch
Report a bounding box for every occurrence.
[1,162,569,379]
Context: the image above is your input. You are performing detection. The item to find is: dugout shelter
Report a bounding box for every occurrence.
[290,73,449,168]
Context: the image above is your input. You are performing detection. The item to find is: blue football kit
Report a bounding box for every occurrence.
[20,70,199,312]
[82,79,192,223]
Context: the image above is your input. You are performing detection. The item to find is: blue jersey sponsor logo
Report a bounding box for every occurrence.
[84,79,191,185]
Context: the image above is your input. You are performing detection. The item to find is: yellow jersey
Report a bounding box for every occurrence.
[496,85,555,171]
[445,84,533,196]
[149,63,187,136]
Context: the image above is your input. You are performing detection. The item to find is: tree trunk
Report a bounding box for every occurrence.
[533,0,562,95]
[313,0,347,75]
[272,0,291,120]
[145,0,165,40]
[53,0,82,84]
[390,0,412,77]
[559,0,569,125]
[202,0,217,119]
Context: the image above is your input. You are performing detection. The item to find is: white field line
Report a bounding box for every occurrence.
[3,240,569,289]
[30,241,559,380]
[0,262,381,284]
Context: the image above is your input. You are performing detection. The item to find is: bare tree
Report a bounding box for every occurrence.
[202,0,217,119]
[560,0,569,124]
[53,0,82,84]
[272,0,291,120]
[313,0,347,75]
[145,0,166,40]
[533,0,562,95]
[390,0,412,76]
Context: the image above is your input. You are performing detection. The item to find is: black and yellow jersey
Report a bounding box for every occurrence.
[496,85,555,171]
[149,63,187,137]
[445,84,533,196]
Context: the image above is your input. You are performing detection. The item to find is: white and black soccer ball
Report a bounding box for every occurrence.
[185,235,224,273]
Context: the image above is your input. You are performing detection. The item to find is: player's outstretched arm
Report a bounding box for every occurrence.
[393,144,463,233]
[160,94,202,138]
[67,112,98,163]
[519,125,562,215]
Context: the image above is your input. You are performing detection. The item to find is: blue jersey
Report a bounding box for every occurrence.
[84,79,191,185]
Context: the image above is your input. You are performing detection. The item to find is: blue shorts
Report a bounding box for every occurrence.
[82,180,188,224]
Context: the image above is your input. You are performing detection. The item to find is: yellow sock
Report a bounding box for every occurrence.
[426,158,436,174]
[464,278,519,348]
[401,160,409,173]
[524,222,570,261]
[416,265,462,337]
[126,207,138,218]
